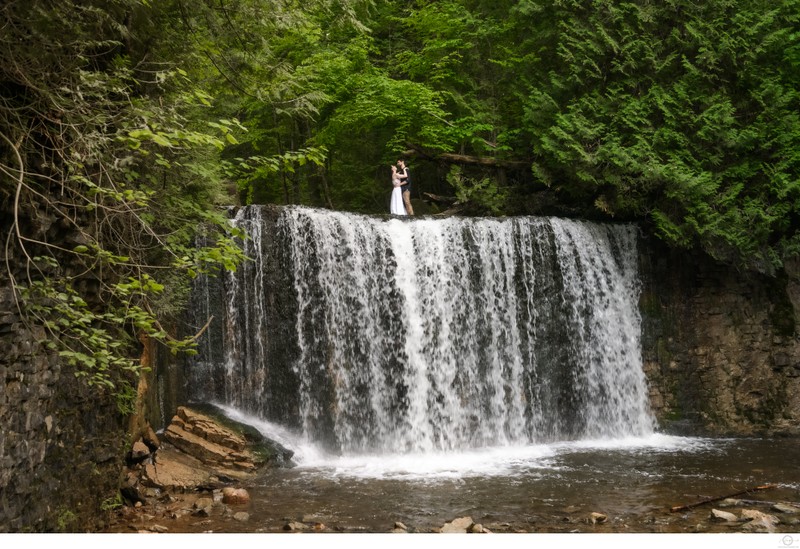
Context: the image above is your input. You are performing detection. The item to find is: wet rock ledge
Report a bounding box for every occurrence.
[122,405,293,505]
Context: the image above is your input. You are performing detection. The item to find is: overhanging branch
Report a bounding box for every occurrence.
[401,146,531,169]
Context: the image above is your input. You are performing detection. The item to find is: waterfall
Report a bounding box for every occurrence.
[187,205,654,454]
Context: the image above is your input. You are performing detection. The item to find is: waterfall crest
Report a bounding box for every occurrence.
[189,206,653,454]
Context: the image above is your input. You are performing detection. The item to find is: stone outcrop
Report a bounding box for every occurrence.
[437,516,491,533]
[440,516,475,533]
[123,405,293,503]
[163,407,259,473]
[221,487,250,504]
[710,509,738,522]
[639,238,800,435]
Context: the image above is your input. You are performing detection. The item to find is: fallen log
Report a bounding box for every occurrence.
[423,192,458,204]
[433,205,466,217]
[670,484,778,513]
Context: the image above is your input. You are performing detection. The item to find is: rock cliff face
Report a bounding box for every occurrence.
[0,196,130,532]
[0,287,128,532]
[639,237,800,436]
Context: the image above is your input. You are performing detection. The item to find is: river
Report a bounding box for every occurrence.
[140,406,800,534]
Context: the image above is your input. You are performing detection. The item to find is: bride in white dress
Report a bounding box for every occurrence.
[390,165,406,215]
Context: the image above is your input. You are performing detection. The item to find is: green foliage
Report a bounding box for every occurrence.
[114,382,138,416]
[100,492,124,512]
[447,166,509,216]
[55,508,78,532]
[225,147,329,205]
[0,0,248,404]
[518,0,800,272]
[161,0,800,271]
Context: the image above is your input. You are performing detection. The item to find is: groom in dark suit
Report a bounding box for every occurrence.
[396,159,414,215]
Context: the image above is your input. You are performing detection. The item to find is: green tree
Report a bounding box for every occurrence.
[518,0,800,272]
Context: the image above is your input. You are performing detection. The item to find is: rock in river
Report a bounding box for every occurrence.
[222,487,250,505]
[122,404,295,507]
[710,509,738,522]
[440,517,474,533]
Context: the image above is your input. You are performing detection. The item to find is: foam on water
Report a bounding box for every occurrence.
[215,404,711,481]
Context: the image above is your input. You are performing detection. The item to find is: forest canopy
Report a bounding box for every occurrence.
[4,0,799,268]
[177,0,800,273]
[1,0,799,391]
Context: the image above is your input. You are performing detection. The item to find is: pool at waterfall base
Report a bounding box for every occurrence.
[109,411,800,535]
[125,207,799,536]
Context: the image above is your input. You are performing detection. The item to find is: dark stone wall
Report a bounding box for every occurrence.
[639,236,800,436]
[180,205,304,429]
[0,201,129,532]
[0,286,128,532]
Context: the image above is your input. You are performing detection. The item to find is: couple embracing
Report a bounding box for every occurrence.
[390,159,414,216]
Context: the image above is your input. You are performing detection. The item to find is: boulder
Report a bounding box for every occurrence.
[174,407,248,451]
[233,512,250,522]
[284,521,309,531]
[163,411,254,471]
[772,503,800,514]
[183,403,295,467]
[710,509,738,522]
[123,404,296,510]
[130,440,151,461]
[440,516,474,533]
[718,498,743,508]
[222,487,250,505]
[589,512,608,525]
[261,438,295,467]
[143,424,161,451]
[192,497,215,517]
[163,406,294,472]
[741,509,779,524]
[141,445,220,490]
[741,509,779,533]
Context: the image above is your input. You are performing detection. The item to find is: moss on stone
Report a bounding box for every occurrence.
[639,292,663,319]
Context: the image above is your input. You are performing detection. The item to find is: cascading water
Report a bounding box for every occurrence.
[188,205,654,456]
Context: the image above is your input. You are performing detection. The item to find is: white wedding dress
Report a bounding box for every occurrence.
[390,177,406,215]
